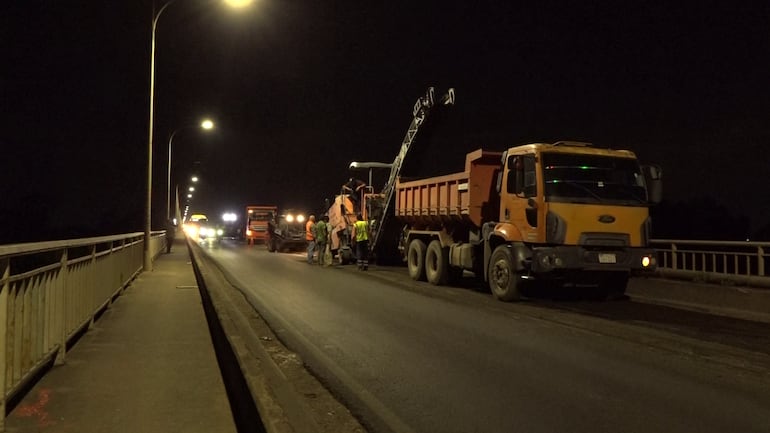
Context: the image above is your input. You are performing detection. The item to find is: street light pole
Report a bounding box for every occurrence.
[166,120,214,222]
[145,0,252,271]
[145,0,178,272]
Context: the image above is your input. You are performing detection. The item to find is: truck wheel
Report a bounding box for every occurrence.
[425,240,449,285]
[341,248,353,265]
[488,245,522,301]
[407,239,427,281]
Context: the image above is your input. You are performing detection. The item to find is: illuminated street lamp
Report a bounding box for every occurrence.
[145,0,253,271]
[166,119,214,222]
[225,0,254,8]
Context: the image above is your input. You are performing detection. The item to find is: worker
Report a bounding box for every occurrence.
[165,219,176,253]
[305,215,316,264]
[315,215,329,266]
[350,213,369,270]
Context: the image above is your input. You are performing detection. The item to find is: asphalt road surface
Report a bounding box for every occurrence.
[199,239,770,433]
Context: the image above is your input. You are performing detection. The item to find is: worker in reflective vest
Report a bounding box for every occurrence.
[305,215,316,264]
[351,213,369,270]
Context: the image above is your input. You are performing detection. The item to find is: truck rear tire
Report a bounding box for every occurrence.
[426,240,449,285]
[488,245,522,301]
[407,239,427,281]
[340,248,353,265]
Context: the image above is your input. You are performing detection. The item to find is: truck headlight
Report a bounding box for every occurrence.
[641,256,655,268]
[297,214,306,223]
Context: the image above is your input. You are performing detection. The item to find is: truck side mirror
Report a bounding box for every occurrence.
[642,165,663,204]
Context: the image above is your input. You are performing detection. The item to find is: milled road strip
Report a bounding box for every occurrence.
[189,241,365,433]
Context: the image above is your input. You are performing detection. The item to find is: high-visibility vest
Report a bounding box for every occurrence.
[354,220,369,242]
[306,221,315,241]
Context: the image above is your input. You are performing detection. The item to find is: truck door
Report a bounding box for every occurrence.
[502,154,540,243]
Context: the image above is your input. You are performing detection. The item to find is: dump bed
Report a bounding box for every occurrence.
[395,149,503,229]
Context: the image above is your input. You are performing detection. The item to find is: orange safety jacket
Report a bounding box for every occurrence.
[306,221,315,241]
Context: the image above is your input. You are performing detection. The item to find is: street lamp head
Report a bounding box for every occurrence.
[191,176,199,182]
[201,119,214,130]
[224,0,254,8]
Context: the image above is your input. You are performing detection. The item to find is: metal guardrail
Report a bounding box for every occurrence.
[651,239,770,288]
[0,231,169,429]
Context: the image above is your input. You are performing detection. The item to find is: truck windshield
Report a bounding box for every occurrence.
[249,213,271,222]
[542,153,647,205]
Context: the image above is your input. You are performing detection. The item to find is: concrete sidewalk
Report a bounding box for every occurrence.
[4,236,236,433]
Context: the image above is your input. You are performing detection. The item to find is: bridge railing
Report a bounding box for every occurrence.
[0,231,168,427]
[650,239,770,288]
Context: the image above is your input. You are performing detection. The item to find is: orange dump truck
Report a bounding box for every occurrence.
[245,205,277,245]
[395,142,662,301]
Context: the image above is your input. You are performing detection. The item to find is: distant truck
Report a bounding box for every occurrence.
[396,142,662,301]
[266,209,309,253]
[245,205,277,245]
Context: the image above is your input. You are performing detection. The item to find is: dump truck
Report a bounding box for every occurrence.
[245,205,277,245]
[396,142,662,301]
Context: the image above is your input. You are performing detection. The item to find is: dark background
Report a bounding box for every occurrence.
[2,1,769,244]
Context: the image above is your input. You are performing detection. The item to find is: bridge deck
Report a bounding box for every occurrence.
[3,236,769,432]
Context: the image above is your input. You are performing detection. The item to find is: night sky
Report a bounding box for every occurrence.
[2,1,770,243]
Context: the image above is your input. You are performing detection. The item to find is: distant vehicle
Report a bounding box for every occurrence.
[182,214,208,239]
[266,210,308,253]
[221,212,242,239]
[245,205,277,245]
[197,220,224,242]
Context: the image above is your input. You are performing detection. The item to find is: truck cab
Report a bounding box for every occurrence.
[487,141,662,299]
[245,205,277,245]
[266,210,309,253]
